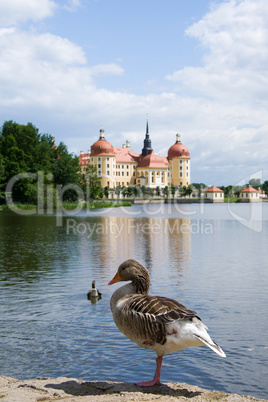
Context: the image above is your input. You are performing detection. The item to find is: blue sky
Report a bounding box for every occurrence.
[0,0,268,186]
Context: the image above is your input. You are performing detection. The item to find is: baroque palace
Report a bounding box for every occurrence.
[79,121,191,189]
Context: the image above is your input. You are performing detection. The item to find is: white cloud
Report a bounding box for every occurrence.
[0,27,126,111]
[0,0,57,26]
[63,0,82,12]
[1,0,268,185]
[163,0,268,183]
[89,64,124,76]
[166,0,268,103]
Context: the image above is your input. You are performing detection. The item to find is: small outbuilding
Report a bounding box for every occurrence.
[204,186,224,203]
[239,186,260,202]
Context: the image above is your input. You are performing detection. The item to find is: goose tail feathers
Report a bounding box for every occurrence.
[194,335,226,357]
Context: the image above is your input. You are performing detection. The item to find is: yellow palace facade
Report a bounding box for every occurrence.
[79,122,191,189]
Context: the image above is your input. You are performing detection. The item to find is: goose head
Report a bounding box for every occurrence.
[108,259,150,294]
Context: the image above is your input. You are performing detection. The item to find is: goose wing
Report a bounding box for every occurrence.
[121,294,198,345]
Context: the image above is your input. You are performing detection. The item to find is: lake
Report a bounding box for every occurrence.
[0,202,267,399]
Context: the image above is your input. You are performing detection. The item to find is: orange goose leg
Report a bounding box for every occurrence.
[135,356,163,387]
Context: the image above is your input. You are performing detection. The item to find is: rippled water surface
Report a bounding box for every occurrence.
[0,203,267,399]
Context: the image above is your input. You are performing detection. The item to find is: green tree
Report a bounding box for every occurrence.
[171,184,176,198]
[0,121,52,177]
[104,186,109,199]
[0,152,5,202]
[133,185,139,197]
[249,178,261,189]
[262,180,268,194]
[141,185,146,197]
[84,164,102,201]
[156,186,161,196]
[121,186,127,198]
[163,186,169,198]
[126,186,133,197]
[192,183,206,197]
[50,142,82,202]
[115,186,121,198]
[50,142,81,187]
[186,185,193,197]
[0,121,55,202]
[219,185,233,197]
[179,186,187,197]
[148,188,154,197]
[180,185,193,198]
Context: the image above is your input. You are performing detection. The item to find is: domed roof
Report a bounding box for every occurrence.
[168,134,190,159]
[91,129,114,156]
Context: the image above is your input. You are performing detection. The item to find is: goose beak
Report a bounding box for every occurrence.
[108,271,122,285]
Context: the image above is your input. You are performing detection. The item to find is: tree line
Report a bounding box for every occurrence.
[1,120,267,205]
[0,120,88,205]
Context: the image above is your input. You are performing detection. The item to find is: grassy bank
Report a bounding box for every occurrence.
[0,200,133,211]
[224,197,239,203]
[62,200,133,209]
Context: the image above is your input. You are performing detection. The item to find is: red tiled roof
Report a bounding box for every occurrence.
[137,151,169,168]
[79,153,90,165]
[240,186,258,193]
[114,147,140,163]
[205,185,224,193]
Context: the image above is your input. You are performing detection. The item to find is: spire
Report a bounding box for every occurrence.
[146,118,149,137]
[142,117,153,156]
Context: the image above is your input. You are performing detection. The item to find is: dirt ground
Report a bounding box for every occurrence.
[0,376,266,402]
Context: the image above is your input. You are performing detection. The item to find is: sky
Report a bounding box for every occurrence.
[0,0,268,186]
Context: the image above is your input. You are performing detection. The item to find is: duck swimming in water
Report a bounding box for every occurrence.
[87,281,102,300]
[108,259,226,387]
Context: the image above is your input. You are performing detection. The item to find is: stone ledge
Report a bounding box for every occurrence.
[0,376,265,402]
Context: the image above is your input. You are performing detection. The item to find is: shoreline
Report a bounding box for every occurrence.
[0,376,266,401]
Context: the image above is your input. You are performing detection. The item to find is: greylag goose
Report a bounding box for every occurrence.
[108,259,226,387]
[87,281,102,300]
